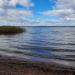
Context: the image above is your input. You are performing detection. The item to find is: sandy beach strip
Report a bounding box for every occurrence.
[0,57,74,75]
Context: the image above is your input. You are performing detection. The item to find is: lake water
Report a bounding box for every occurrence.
[0,26,75,68]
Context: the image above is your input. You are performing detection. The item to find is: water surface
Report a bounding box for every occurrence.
[0,26,75,68]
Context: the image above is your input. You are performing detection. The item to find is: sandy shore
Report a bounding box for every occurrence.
[0,57,74,75]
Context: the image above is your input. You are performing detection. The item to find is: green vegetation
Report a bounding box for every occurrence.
[0,26,25,34]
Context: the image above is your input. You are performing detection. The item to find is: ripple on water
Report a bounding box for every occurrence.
[0,27,75,68]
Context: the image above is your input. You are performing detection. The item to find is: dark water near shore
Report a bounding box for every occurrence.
[0,26,75,68]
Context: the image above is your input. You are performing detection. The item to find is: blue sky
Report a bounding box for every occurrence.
[15,0,56,18]
[32,0,56,12]
[0,0,75,26]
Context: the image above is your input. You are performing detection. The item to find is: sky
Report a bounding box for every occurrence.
[0,0,75,26]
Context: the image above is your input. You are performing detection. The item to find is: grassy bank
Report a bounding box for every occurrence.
[0,26,25,34]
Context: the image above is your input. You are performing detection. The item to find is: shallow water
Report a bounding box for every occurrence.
[0,26,75,68]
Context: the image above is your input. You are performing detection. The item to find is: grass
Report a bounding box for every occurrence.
[0,26,25,34]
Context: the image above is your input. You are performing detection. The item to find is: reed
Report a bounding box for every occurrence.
[0,26,25,34]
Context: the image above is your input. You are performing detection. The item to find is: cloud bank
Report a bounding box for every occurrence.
[0,0,35,25]
[0,0,34,17]
[0,0,75,26]
[40,0,75,25]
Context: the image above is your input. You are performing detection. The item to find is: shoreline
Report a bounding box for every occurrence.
[0,57,75,75]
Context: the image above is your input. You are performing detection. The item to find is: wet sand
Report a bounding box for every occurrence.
[0,58,75,75]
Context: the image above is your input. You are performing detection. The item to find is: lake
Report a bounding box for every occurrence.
[0,26,75,68]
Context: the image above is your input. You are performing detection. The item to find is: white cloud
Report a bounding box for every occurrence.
[8,0,18,7]
[18,0,34,7]
[41,0,75,21]
[41,9,74,17]
[1,9,33,24]
[56,0,75,9]
[0,0,4,7]
[8,0,34,7]
[0,0,34,25]
[7,9,33,16]
[0,0,34,7]
[56,0,75,20]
